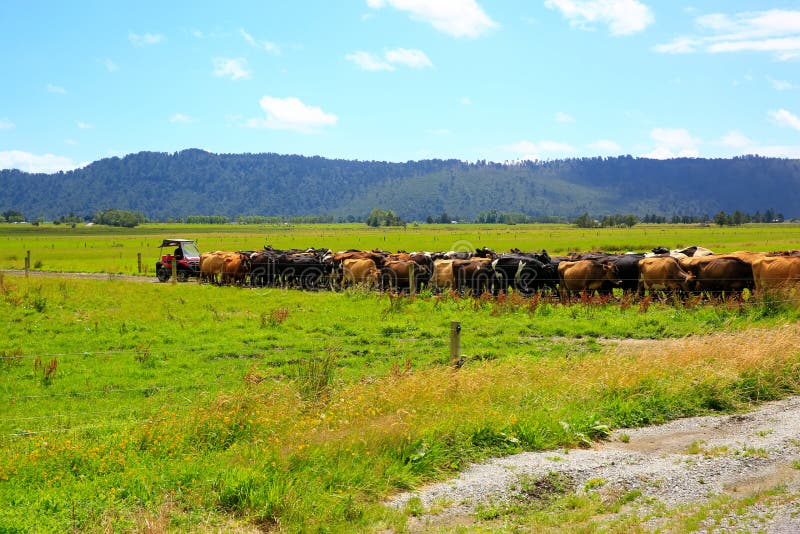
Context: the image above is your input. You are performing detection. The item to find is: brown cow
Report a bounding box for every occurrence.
[637,256,694,298]
[752,256,800,293]
[381,260,416,292]
[406,253,433,288]
[726,251,770,264]
[332,250,387,267]
[342,258,380,288]
[431,259,455,290]
[222,252,250,285]
[200,251,232,284]
[330,251,387,286]
[558,259,620,299]
[453,257,493,295]
[682,256,753,298]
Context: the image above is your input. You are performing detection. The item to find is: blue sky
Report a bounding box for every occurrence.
[1,0,800,173]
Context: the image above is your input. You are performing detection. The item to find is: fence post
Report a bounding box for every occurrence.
[25,250,31,274]
[450,321,461,367]
[137,253,142,274]
[409,263,416,295]
[171,255,177,285]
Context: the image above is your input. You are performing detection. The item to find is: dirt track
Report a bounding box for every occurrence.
[390,396,800,532]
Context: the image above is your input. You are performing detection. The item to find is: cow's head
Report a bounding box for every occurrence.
[366,268,381,286]
[602,263,622,285]
[682,271,696,292]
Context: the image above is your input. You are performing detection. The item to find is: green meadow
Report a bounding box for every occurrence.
[0,222,798,274]
[1,222,800,532]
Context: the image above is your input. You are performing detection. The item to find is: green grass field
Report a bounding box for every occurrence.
[1,221,798,274]
[1,223,800,532]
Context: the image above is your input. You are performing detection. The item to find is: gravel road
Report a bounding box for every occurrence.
[389,396,800,532]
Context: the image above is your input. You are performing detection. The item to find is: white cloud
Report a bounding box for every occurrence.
[346,48,433,70]
[698,10,800,41]
[716,131,800,157]
[769,108,800,131]
[385,48,433,68]
[76,121,93,129]
[0,118,14,129]
[212,57,252,80]
[128,32,164,46]
[655,9,800,60]
[345,51,395,71]
[544,0,654,36]
[459,97,472,105]
[708,36,800,54]
[555,111,575,123]
[103,58,119,72]
[64,139,78,146]
[720,130,753,148]
[240,28,280,55]
[367,0,498,38]
[768,77,796,90]
[246,96,338,133]
[0,150,86,173]
[643,127,700,159]
[169,113,195,124]
[504,139,577,160]
[47,83,66,94]
[588,139,621,152]
[653,37,700,54]
[192,29,205,39]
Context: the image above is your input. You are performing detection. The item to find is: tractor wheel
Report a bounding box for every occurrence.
[157,268,170,282]
[177,270,189,283]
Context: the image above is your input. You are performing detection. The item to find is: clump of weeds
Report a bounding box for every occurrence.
[298,349,337,403]
[262,307,289,327]
[1,348,23,369]
[34,356,58,385]
[134,344,158,369]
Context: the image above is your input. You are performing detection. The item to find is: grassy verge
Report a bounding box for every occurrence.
[1,275,799,531]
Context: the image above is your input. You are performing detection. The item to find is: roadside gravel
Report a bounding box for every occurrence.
[389,396,800,531]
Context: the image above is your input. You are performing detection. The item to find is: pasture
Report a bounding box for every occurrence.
[1,223,800,531]
[1,221,799,274]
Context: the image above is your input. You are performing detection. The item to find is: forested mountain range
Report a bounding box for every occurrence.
[1,149,799,221]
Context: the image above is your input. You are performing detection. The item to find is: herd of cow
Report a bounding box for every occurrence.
[197,245,800,301]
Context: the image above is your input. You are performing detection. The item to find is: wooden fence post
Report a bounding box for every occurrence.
[171,254,177,285]
[450,321,461,367]
[409,264,416,295]
[25,250,31,274]
[137,253,142,274]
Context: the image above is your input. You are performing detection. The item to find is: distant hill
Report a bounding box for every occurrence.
[1,149,799,221]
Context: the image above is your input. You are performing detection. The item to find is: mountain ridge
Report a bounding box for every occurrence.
[1,150,798,220]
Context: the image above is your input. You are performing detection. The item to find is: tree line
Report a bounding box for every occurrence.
[3,205,795,229]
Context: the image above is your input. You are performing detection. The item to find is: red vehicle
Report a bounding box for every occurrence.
[156,239,201,282]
